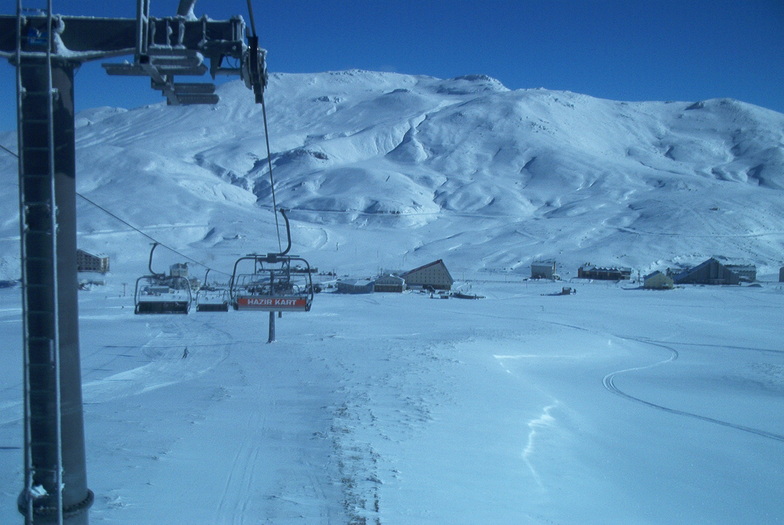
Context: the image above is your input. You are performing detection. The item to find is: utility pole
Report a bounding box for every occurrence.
[0,2,267,523]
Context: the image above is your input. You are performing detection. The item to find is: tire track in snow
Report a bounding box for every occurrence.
[603,337,784,443]
[449,314,784,443]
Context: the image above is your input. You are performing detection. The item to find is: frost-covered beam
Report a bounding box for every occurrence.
[0,15,246,60]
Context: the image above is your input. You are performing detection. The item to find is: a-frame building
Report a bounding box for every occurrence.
[402,259,454,290]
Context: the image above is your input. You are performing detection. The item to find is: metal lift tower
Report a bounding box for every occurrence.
[0,1,267,523]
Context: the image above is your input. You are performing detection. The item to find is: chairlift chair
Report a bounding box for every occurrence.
[134,243,193,314]
[230,253,313,312]
[195,269,230,312]
[195,290,230,312]
[229,209,314,313]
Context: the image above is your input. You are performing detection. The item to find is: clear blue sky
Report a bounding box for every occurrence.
[0,0,782,131]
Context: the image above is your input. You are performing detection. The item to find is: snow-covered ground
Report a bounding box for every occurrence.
[1,276,783,524]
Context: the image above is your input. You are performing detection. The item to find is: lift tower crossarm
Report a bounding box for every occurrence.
[0,15,247,59]
[0,13,264,105]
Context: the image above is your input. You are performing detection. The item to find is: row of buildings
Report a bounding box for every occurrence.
[531,260,635,281]
[339,257,781,295]
[76,249,784,292]
[532,258,774,289]
[337,259,454,294]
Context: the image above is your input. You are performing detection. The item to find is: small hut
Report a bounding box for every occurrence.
[336,279,375,294]
[643,271,674,290]
[170,263,189,278]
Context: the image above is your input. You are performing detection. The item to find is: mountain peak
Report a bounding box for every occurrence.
[1,70,781,279]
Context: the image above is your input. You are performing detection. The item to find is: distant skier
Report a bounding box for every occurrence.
[182,347,189,359]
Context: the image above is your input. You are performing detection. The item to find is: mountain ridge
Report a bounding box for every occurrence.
[0,70,782,279]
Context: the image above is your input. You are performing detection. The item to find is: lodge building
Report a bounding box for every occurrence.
[402,259,454,291]
[76,249,109,273]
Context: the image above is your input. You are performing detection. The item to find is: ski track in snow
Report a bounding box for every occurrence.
[82,318,231,404]
[602,336,784,443]
[525,315,784,443]
[215,413,263,524]
[618,226,784,238]
[497,313,784,450]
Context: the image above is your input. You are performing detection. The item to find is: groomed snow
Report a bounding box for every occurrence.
[1,277,782,523]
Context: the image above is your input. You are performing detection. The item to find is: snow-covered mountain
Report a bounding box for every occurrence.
[1,70,782,280]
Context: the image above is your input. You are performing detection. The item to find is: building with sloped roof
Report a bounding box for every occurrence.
[674,258,740,285]
[725,264,756,283]
[402,260,454,290]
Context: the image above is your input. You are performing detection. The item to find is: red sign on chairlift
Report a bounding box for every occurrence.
[236,296,309,311]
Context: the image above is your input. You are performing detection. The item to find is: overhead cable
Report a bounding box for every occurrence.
[75,193,231,277]
[0,142,231,277]
[245,0,282,252]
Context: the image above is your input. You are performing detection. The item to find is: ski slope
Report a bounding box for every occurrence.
[2,277,783,524]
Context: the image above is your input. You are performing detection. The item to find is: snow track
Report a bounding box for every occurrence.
[214,409,264,524]
[82,317,231,404]
[602,336,784,442]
